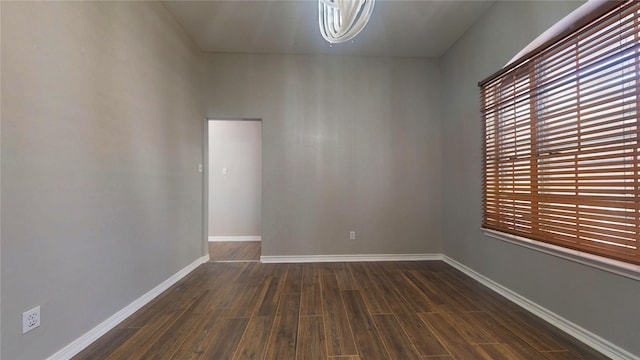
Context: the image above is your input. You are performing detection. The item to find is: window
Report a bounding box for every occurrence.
[480,0,640,265]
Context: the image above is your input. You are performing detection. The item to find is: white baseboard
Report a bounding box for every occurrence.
[209,236,261,242]
[442,255,638,360]
[260,254,442,263]
[47,254,210,360]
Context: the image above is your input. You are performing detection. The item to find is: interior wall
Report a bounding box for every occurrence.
[204,54,442,257]
[1,2,204,359]
[208,120,262,238]
[440,1,639,356]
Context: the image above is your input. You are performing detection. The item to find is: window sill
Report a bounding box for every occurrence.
[482,228,640,281]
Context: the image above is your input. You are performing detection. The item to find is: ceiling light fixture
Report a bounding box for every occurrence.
[318,0,375,44]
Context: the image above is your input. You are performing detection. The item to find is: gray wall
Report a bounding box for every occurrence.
[204,54,442,256]
[1,2,204,359]
[208,120,262,237]
[440,1,640,356]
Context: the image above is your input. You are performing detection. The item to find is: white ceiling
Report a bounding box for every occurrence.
[162,0,495,58]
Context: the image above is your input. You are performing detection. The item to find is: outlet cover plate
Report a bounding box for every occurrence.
[22,306,40,334]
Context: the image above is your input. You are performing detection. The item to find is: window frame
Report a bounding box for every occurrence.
[479,0,640,268]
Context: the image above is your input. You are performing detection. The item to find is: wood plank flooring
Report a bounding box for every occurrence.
[209,241,261,261]
[73,261,609,360]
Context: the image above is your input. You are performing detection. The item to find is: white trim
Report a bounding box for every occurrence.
[208,236,261,242]
[260,254,442,263]
[482,228,640,281]
[442,255,639,360]
[47,254,210,360]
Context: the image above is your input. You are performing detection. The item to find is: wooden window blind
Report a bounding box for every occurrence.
[480,0,640,265]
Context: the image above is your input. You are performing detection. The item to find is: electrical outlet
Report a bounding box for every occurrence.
[349,231,356,240]
[22,306,40,334]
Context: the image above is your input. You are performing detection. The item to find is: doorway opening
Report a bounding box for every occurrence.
[207,119,262,261]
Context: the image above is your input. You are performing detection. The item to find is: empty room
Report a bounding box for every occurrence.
[1,0,638,359]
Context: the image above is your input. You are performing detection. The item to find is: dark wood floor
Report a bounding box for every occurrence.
[209,241,261,261]
[73,261,608,360]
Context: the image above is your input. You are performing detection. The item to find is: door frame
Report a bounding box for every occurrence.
[202,118,263,258]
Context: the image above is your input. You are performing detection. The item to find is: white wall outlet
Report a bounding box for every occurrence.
[222,167,228,175]
[22,306,40,334]
[198,163,203,173]
[349,231,356,240]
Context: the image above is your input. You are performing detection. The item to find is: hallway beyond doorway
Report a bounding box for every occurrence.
[209,241,260,262]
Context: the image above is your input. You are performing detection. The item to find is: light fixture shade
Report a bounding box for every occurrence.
[319,0,375,44]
